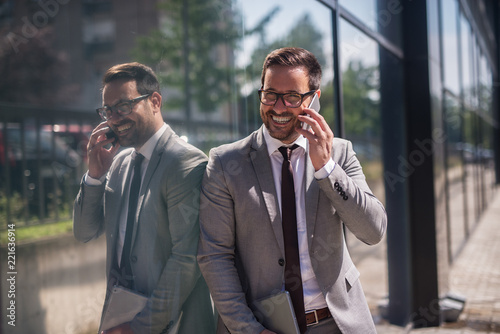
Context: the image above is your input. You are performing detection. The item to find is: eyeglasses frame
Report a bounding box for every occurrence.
[96,94,151,120]
[257,89,316,108]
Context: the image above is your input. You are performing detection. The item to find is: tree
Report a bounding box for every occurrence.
[244,12,327,89]
[342,60,380,139]
[132,0,241,116]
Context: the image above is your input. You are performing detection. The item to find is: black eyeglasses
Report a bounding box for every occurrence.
[96,94,151,120]
[258,89,316,108]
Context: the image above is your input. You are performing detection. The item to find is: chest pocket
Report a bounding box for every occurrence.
[345,265,360,293]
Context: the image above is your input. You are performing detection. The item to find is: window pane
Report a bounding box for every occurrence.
[444,94,466,258]
[339,0,377,31]
[339,18,386,310]
[463,110,480,224]
[479,54,492,116]
[460,15,473,106]
[340,0,403,47]
[340,21,382,177]
[441,0,460,95]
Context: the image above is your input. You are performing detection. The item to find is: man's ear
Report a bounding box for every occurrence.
[150,91,162,112]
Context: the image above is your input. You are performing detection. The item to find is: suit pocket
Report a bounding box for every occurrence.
[345,265,360,293]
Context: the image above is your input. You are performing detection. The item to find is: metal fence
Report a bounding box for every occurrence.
[1,103,95,227]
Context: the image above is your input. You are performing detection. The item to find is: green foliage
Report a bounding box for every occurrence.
[132,1,332,138]
[0,187,72,226]
[0,191,25,224]
[132,0,241,113]
[244,12,328,88]
[342,60,380,138]
[0,220,73,245]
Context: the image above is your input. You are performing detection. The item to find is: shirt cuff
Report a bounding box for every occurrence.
[84,172,105,186]
[314,159,336,180]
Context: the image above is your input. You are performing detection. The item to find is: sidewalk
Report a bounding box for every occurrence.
[350,186,500,334]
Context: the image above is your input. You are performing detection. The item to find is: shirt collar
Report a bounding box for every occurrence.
[263,125,307,156]
[135,123,167,161]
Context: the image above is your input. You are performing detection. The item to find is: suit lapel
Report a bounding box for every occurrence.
[130,127,172,251]
[250,128,285,255]
[304,145,320,250]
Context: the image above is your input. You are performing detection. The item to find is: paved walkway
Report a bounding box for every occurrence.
[349,186,500,334]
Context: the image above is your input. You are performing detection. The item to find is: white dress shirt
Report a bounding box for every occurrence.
[263,127,335,312]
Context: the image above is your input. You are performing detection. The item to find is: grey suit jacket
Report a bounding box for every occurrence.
[197,125,387,334]
[74,124,215,334]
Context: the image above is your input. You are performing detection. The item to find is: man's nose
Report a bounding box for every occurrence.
[107,111,124,122]
[273,97,288,112]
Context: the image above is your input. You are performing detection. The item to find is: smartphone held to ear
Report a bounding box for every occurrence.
[301,93,320,130]
[105,128,117,145]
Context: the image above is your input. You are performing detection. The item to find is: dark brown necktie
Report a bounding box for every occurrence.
[278,145,306,333]
[120,153,144,278]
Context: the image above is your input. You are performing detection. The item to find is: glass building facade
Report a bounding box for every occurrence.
[0,0,498,329]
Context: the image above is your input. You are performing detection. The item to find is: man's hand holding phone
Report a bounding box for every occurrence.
[301,93,320,131]
[105,128,118,144]
[296,92,334,171]
[87,122,120,179]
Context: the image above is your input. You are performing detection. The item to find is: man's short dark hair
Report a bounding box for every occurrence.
[103,62,161,96]
[261,47,322,91]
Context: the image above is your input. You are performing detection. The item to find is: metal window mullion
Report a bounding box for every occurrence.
[332,0,344,138]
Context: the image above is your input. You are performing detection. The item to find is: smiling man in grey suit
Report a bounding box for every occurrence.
[197,47,387,334]
[73,62,214,334]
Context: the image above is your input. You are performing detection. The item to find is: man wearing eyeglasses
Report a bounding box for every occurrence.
[73,62,215,334]
[197,47,387,334]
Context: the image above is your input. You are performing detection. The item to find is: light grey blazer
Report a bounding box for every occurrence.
[197,125,387,334]
[74,124,215,334]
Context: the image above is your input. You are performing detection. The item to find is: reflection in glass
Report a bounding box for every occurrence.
[480,119,495,205]
[340,21,382,201]
[463,110,479,225]
[460,15,473,106]
[340,0,402,47]
[131,0,334,151]
[479,55,493,116]
[339,18,386,309]
[339,0,377,31]
[441,0,460,95]
[444,94,466,259]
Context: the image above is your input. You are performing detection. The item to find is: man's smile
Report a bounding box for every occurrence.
[116,123,133,134]
[271,114,294,125]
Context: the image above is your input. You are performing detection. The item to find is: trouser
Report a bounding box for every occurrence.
[305,317,342,334]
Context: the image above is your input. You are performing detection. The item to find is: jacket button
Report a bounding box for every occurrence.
[340,191,345,196]
[131,256,137,263]
[278,258,285,266]
[334,182,340,189]
[343,195,348,200]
